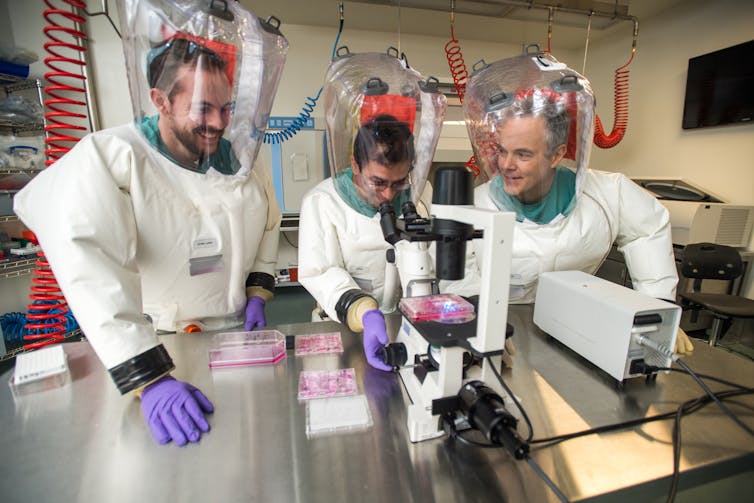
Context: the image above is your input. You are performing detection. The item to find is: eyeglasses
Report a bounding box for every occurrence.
[361,173,411,192]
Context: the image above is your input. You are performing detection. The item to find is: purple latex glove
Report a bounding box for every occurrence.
[362,309,393,372]
[141,376,214,446]
[244,296,267,330]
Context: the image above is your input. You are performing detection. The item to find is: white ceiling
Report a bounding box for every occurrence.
[241,0,687,49]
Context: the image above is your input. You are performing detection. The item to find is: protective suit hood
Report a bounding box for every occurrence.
[463,49,594,224]
[117,0,288,178]
[322,48,446,215]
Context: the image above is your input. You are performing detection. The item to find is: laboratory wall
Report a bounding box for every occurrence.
[2,0,753,298]
[586,0,754,209]
[581,0,754,297]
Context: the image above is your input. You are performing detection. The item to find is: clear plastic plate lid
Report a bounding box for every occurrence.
[208,329,286,368]
[399,294,475,323]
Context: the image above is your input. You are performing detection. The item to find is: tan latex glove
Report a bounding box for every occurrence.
[501,337,516,368]
[674,327,694,356]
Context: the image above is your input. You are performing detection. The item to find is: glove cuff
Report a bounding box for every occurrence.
[109,344,175,395]
[247,296,266,307]
[246,272,275,302]
[335,289,376,329]
[347,297,379,332]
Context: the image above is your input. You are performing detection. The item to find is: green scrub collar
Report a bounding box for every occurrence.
[490,166,576,224]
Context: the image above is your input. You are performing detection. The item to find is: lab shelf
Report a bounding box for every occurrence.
[280,214,299,231]
[0,168,42,175]
[0,119,44,135]
[1,78,41,93]
[0,76,45,135]
[0,257,37,279]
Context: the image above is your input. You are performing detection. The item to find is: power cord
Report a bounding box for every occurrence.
[447,341,752,503]
[441,412,570,503]
[633,334,754,436]
[526,456,570,503]
[486,355,534,442]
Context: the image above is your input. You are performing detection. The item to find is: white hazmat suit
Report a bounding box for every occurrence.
[14,124,280,388]
[298,179,431,321]
[447,169,678,303]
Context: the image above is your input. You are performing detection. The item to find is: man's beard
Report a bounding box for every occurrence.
[174,125,224,162]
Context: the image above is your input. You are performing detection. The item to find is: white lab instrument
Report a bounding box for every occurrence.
[533,270,681,381]
[632,177,754,248]
[661,201,754,248]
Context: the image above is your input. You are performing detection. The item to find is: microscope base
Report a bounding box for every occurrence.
[399,367,446,442]
[396,319,465,442]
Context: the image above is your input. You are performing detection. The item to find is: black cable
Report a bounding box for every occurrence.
[282,230,298,249]
[486,355,534,442]
[631,337,752,436]
[666,397,685,503]
[442,406,571,501]
[650,366,751,391]
[665,385,744,503]
[634,334,754,436]
[526,456,570,503]
[674,358,754,436]
[531,389,753,447]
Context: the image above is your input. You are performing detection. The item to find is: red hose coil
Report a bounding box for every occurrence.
[23,256,68,350]
[23,0,89,350]
[444,26,468,103]
[444,26,480,177]
[594,52,634,148]
[42,0,89,165]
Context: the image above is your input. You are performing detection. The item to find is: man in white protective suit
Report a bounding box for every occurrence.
[298,49,447,371]
[447,51,694,355]
[14,0,288,446]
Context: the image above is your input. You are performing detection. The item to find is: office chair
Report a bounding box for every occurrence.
[679,242,754,346]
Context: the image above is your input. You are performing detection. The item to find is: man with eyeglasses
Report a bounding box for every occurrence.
[298,49,446,372]
[15,1,288,447]
[299,115,423,372]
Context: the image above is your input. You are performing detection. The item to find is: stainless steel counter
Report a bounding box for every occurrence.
[1,305,752,502]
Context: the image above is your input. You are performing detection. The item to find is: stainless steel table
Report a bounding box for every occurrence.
[1,305,752,502]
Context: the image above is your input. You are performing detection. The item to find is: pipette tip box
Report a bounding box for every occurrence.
[9,344,70,397]
[208,329,286,368]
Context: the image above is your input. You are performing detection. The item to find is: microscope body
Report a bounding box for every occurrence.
[384,168,515,442]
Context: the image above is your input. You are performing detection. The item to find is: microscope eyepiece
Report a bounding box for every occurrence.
[379,201,401,245]
[401,201,419,221]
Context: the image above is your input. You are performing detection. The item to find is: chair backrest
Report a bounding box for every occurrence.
[681,242,743,281]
